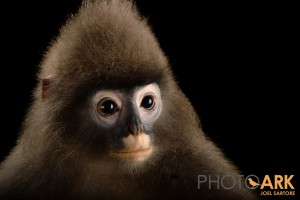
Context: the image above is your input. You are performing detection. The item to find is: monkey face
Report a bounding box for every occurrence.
[90,83,162,162]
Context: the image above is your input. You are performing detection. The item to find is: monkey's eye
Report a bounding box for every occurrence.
[141,95,155,110]
[98,98,119,117]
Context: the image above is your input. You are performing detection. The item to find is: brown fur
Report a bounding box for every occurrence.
[0,1,257,199]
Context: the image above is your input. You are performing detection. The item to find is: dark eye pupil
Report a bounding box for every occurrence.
[99,100,118,116]
[141,95,154,109]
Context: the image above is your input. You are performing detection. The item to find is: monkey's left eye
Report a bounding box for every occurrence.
[98,98,119,117]
[141,95,155,110]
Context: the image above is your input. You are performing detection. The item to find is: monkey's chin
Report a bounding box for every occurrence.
[111,147,153,162]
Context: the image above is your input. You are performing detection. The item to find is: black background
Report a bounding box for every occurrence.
[0,0,298,198]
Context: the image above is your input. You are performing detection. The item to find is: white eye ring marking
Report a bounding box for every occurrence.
[92,91,122,126]
[134,83,162,124]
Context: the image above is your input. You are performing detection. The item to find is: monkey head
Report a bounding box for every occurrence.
[37,0,195,169]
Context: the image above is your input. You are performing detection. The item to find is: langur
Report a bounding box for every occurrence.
[0,1,257,199]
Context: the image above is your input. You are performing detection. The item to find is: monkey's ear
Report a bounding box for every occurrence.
[41,76,52,100]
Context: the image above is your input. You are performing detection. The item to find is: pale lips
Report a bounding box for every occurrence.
[112,133,153,162]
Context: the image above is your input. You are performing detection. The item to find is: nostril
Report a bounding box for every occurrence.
[128,125,133,133]
[139,124,144,132]
[128,124,140,135]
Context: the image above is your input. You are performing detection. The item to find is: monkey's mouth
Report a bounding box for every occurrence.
[111,147,153,162]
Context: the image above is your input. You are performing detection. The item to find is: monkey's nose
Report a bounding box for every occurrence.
[128,123,143,135]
